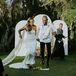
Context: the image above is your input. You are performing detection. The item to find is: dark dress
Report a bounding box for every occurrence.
[52,28,65,59]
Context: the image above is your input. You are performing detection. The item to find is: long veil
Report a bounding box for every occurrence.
[2,20,27,66]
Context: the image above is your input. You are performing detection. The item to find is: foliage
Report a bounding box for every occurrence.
[0,0,76,52]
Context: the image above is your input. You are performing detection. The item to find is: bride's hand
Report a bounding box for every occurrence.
[36,38,40,42]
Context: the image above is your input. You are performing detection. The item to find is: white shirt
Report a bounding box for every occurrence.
[38,24,56,43]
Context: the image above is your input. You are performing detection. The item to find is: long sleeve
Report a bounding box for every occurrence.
[36,26,40,39]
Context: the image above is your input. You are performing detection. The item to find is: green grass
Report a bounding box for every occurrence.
[0,51,76,76]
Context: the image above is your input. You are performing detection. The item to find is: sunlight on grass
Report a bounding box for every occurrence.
[0,52,76,76]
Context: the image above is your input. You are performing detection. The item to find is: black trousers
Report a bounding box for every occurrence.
[40,42,51,65]
[52,40,64,59]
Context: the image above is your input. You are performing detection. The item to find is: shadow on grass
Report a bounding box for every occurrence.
[0,51,76,76]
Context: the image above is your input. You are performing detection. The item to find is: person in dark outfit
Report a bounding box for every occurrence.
[0,58,4,76]
[52,23,65,59]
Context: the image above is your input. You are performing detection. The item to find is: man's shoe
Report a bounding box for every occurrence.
[40,67,50,70]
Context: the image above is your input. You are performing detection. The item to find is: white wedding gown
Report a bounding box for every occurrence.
[3,30,37,69]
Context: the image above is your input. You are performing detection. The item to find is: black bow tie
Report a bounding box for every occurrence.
[44,24,47,26]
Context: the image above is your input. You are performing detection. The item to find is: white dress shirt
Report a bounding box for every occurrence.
[38,24,56,43]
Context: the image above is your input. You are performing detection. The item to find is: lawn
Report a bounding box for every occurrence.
[0,51,76,76]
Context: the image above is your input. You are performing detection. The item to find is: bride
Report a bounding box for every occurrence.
[4,17,37,69]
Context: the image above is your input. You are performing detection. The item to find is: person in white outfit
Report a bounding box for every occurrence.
[9,17,37,69]
[37,16,56,69]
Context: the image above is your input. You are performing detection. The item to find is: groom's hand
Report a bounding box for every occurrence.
[36,38,40,42]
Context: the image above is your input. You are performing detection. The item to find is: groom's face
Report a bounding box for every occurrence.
[42,16,48,25]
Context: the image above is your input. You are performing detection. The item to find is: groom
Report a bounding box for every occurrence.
[38,16,56,69]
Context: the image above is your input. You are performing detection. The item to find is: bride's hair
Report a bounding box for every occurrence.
[26,17,35,31]
[27,16,34,23]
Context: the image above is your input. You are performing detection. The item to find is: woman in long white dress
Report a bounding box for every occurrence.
[9,17,37,69]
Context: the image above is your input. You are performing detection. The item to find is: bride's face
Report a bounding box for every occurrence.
[29,19,34,26]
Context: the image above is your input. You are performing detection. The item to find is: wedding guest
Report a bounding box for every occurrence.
[52,23,65,59]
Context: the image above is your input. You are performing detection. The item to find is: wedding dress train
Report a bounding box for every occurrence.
[2,30,37,69]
